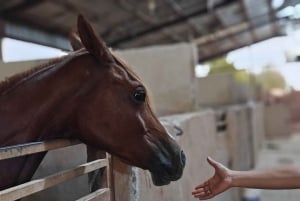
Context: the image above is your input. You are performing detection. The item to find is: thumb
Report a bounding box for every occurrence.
[207,156,220,170]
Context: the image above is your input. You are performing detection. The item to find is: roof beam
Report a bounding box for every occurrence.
[0,20,70,50]
[192,22,251,45]
[0,0,43,14]
[239,0,258,43]
[192,12,286,46]
[163,0,205,38]
[0,1,80,50]
[198,32,279,62]
[211,7,241,47]
[109,0,238,46]
[267,0,280,35]
[0,13,70,50]
[116,0,184,43]
[198,22,282,62]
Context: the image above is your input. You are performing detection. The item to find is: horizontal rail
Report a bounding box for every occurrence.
[0,158,108,201]
[0,139,81,160]
[76,188,110,201]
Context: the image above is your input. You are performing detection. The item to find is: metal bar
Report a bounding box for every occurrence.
[0,158,108,201]
[0,139,80,160]
[76,188,110,201]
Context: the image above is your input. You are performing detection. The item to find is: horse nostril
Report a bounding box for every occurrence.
[180,150,186,167]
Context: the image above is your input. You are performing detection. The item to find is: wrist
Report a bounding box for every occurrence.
[228,170,239,187]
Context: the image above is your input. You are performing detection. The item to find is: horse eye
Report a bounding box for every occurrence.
[133,87,146,103]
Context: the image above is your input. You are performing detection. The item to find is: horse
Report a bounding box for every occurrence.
[0,15,185,190]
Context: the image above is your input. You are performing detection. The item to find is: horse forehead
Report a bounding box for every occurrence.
[112,64,140,83]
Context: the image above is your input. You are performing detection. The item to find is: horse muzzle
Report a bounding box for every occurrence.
[144,130,186,186]
[150,148,186,186]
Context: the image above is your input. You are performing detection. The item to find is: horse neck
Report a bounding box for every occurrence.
[0,53,93,147]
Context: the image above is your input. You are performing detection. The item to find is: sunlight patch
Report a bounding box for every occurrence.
[1,38,67,63]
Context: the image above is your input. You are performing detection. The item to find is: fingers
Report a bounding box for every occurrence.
[194,193,215,200]
[192,182,211,196]
[192,190,214,200]
[194,181,209,190]
[192,182,214,200]
[194,182,206,190]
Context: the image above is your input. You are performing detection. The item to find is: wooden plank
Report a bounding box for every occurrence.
[87,147,107,191]
[106,154,115,201]
[76,188,110,201]
[0,159,108,201]
[0,139,81,160]
[112,157,131,201]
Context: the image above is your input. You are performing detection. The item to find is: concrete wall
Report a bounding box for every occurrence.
[0,60,40,80]
[195,73,235,108]
[248,102,265,163]
[116,43,198,116]
[195,73,258,109]
[264,103,290,139]
[234,83,255,103]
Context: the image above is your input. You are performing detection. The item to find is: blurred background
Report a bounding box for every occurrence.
[2,0,300,201]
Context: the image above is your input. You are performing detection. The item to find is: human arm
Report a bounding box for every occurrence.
[192,157,300,200]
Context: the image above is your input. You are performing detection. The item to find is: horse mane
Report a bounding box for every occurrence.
[0,49,154,107]
[0,50,85,95]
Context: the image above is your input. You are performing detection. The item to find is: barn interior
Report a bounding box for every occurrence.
[1,0,300,201]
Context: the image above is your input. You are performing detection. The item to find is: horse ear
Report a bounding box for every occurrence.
[77,15,113,63]
[69,31,83,51]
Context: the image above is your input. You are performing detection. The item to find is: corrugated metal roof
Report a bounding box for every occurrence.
[0,0,299,61]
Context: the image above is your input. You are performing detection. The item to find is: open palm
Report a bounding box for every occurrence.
[192,157,233,200]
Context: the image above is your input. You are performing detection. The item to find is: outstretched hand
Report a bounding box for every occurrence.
[192,157,233,200]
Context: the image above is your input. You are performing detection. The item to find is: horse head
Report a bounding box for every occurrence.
[71,15,185,186]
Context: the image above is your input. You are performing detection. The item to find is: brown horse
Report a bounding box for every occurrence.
[0,15,185,190]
